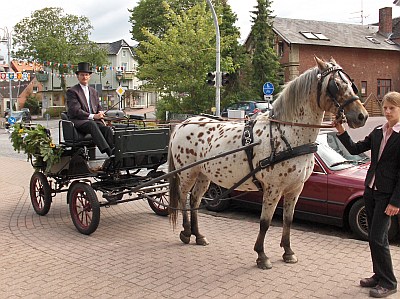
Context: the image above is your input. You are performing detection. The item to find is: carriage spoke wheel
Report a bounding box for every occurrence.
[30,172,52,216]
[68,182,100,235]
[148,183,169,216]
[147,171,169,216]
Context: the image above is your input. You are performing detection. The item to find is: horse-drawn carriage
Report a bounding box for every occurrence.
[27,112,170,235]
[12,57,370,270]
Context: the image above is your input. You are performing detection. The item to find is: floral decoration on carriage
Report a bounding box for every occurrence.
[9,123,63,172]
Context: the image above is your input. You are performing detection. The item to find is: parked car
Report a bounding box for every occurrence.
[221,101,272,117]
[5,110,31,131]
[21,108,32,122]
[204,130,399,241]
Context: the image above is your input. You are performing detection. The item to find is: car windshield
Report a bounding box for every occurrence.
[255,102,272,110]
[316,131,370,170]
[10,111,24,120]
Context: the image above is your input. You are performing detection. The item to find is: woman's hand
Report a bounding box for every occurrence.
[385,204,400,216]
[332,120,346,135]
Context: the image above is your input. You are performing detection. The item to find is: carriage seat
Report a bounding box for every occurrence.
[60,112,94,147]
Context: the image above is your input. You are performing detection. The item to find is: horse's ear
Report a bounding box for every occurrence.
[314,55,327,70]
[329,57,337,64]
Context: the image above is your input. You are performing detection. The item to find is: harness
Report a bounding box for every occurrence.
[317,65,359,121]
[241,118,317,193]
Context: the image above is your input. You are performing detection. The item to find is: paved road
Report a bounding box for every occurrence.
[1,116,400,298]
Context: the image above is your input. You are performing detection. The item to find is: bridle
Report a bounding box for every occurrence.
[317,64,359,121]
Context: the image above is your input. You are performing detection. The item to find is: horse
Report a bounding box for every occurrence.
[168,56,368,269]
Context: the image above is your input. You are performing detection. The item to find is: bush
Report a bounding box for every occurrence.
[23,96,41,115]
[45,106,65,118]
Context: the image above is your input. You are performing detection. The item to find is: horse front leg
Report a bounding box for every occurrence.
[280,191,301,264]
[254,218,272,269]
[254,194,279,269]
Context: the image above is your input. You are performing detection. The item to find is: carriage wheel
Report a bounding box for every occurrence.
[68,182,100,235]
[147,171,169,216]
[30,172,52,216]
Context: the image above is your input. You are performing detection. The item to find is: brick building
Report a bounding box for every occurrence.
[246,7,400,116]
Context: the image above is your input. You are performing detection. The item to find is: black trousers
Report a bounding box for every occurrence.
[77,120,114,153]
[364,187,397,290]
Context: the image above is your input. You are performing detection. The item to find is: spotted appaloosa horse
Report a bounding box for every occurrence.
[168,56,368,269]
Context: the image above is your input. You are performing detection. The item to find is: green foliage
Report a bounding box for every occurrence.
[248,0,282,98]
[12,7,109,90]
[23,95,41,115]
[134,1,245,115]
[45,106,65,118]
[10,123,63,172]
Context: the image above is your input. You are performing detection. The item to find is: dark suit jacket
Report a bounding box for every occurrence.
[66,84,103,128]
[338,127,400,207]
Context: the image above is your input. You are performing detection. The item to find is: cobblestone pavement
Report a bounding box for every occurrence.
[1,156,400,299]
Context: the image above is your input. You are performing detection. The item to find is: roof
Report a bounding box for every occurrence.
[97,39,133,55]
[273,17,400,51]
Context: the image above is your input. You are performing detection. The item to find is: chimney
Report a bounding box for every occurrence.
[379,7,393,37]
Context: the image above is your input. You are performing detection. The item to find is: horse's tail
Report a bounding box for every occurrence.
[168,145,180,229]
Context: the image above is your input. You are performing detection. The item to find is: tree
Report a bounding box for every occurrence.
[249,0,281,99]
[130,0,247,116]
[12,7,108,91]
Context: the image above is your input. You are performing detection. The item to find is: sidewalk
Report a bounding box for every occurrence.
[0,155,399,298]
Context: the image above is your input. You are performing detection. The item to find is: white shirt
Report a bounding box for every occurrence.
[79,83,94,119]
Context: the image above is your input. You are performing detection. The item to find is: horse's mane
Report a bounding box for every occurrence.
[272,67,319,120]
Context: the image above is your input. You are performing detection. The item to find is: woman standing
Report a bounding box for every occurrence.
[334,91,400,298]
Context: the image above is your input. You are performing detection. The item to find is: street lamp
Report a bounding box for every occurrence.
[116,70,123,110]
[0,27,13,114]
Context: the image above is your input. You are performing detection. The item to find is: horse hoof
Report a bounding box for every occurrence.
[179,231,191,244]
[196,236,209,246]
[283,253,298,264]
[256,258,272,270]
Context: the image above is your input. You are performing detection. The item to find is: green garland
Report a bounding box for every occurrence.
[10,123,63,172]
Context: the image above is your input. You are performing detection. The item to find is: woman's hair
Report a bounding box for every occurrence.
[383,91,400,108]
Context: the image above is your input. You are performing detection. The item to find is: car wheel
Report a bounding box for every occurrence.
[204,183,231,212]
[349,198,399,241]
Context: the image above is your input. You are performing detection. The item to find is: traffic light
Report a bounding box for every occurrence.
[221,72,230,86]
[206,72,216,86]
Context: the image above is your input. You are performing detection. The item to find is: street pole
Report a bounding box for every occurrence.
[1,27,13,114]
[205,0,221,116]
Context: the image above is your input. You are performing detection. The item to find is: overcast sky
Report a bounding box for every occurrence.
[0,0,399,57]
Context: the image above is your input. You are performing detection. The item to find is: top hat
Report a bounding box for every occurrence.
[75,62,93,74]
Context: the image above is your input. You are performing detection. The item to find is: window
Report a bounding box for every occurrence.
[122,62,128,71]
[377,79,391,98]
[278,41,284,57]
[122,50,127,57]
[299,31,330,40]
[361,81,367,96]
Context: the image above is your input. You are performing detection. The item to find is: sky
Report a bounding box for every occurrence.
[0,0,399,59]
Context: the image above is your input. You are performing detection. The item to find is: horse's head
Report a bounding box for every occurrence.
[315,56,368,128]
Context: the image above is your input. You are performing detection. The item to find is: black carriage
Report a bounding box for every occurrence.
[29,113,170,235]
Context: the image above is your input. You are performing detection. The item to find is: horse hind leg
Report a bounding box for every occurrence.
[177,174,197,245]
[280,191,302,264]
[190,174,210,246]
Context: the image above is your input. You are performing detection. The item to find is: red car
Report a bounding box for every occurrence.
[205,130,399,241]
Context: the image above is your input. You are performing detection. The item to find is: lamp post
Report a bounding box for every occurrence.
[116,70,123,110]
[205,0,221,116]
[0,27,13,114]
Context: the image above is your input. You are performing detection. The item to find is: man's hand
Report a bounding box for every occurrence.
[385,204,400,216]
[93,111,105,120]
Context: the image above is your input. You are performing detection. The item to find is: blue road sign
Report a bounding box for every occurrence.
[263,82,274,95]
[8,116,16,124]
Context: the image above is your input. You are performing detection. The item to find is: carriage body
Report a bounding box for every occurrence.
[29,118,170,235]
